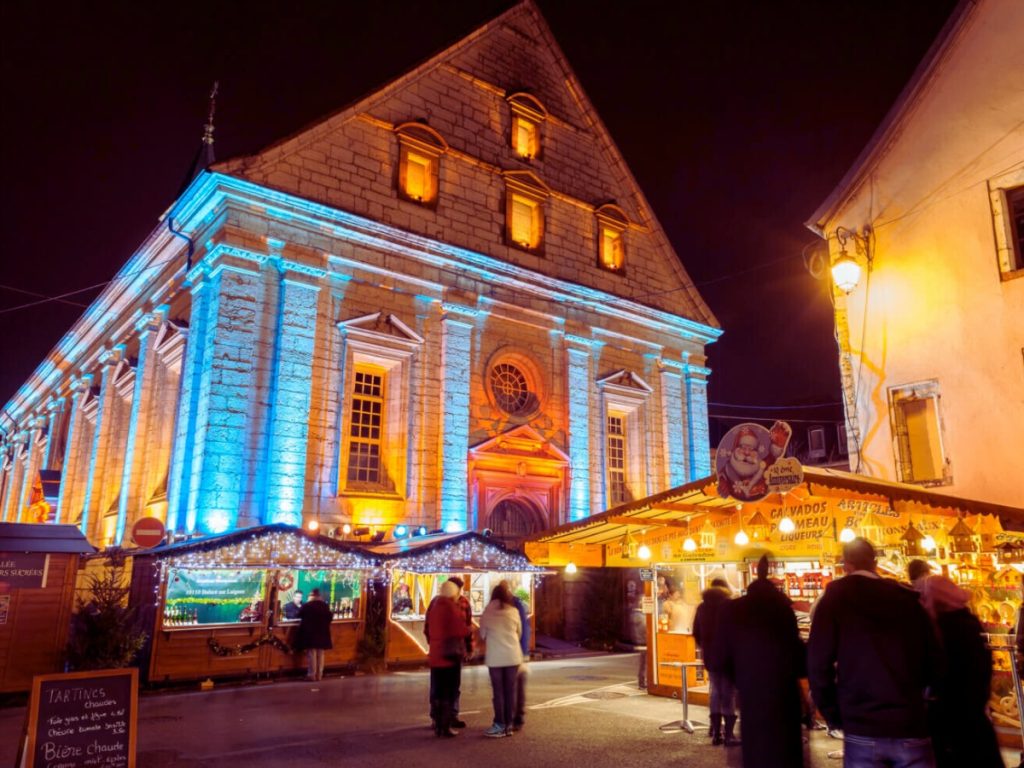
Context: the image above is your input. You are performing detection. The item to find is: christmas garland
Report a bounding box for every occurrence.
[207,633,293,656]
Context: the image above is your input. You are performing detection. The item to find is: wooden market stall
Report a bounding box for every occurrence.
[365,531,547,665]
[128,524,379,684]
[525,467,1024,735]
[0,523,96,692]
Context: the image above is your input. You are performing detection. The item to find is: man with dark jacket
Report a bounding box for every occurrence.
[808,538,940,768]
[693,577,736,746]
[719,555,806,768]
[296,588,333,681]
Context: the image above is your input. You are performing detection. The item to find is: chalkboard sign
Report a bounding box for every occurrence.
[22,668,137,768]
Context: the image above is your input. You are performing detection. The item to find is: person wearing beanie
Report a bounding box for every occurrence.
[425,579,471,737]
[808,538,940,768]
[718,554,806,767]
[693,577,737,746]
[921,575,1002,767]
[424,576,473,730]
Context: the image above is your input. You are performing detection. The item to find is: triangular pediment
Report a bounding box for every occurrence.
[337,312,425,344]
[469,424,569,464]
[597,369,654,393]
[214,1,716,328]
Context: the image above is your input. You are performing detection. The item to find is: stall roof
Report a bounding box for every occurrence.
[135,523,380,566]
[528,466,1024,547]
[366,531,546,572]
[0,522,96,554]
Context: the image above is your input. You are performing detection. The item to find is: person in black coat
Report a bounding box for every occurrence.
[718,555,806,768]
[296,588,333,681]
[693,578,737,745]
[921,575,1003,768]
[808,538,939,768]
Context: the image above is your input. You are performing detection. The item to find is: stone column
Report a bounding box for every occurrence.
[116,312,163,544]
[56,376,92,526]
[262,263,322,526]
[43,398,65,469]
[0,452,12,522]
[16,418,46,520]
[659,359,688,487]
[2,438,27,522]
[172,253,262,535]
[565,336,593,522]
[80,349,123,540]
[685,363,712,480]
[438,305,475,532]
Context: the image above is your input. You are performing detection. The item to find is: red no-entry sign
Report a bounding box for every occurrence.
[131,517,166,548]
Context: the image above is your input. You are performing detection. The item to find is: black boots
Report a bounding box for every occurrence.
[709,713,723,745]
[723,714,741,746]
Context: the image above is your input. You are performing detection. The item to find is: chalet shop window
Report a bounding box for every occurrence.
[606,413,629,506]
[596,204,629,273]
[394,122,447,206]
[346,366,386,487]
[987,170,1024,277]
[506,92,547,161]
[888,380,951,486]
[807,427,827,459]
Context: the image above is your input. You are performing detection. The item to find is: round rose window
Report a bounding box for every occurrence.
[489,362,532,415]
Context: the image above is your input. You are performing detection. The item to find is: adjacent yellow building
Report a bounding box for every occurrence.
[806,0,1024,508]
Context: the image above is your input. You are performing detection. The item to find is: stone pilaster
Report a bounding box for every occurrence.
[685,363,712,480]
[3,439,27,522]
[174,252,262,535]
[262,263,322,525]
[16,418,46,520]
[659,359,688,487]
[0,452,12,522]
[438,305,475,531]
[56,375,92,526]
[80,349,123,540]
[116,312,163,543]
[43,398,65,469]
[565,336,594,521]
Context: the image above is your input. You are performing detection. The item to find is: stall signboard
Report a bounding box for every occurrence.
[278,569,362,619]
[0,552,48,589]
[22,668,137,768]
[639,568,654,582]
[165,568,266,625]
[716,421,793,503]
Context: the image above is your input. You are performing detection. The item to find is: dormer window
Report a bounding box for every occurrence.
[596,204,628,273]
[504,171,549,253]
[394,122,448,206]
[506,92,547,161]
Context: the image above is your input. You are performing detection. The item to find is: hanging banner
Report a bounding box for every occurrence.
[165,568,266,625]
[716,421,794,502]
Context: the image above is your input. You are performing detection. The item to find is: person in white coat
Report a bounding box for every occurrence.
[478,581,523,738]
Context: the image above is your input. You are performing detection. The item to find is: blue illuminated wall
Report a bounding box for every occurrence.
[566,346,592,521]
[686,365,712,480]
[439,313,473,531]
[660,360,688,487]
[261,267,321,526]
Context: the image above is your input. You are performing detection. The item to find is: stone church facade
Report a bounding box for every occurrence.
[0,1,720,547]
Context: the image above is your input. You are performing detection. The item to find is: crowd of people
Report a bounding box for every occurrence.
[689,540,1007,768]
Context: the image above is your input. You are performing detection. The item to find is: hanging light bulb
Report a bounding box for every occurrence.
[779,516,796,534]
[921,535,936,552]
[839,527,856,543]
[637,544,651,561]
[565,561,577,574]
[341,523,352,535]
[734,529,750,546]
[307,520,320,532]
[683,537,697,552]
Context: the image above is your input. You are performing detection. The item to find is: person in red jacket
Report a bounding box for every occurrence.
[426,581,471,737]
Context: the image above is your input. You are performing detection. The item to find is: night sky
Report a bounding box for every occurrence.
[0,0,958,419]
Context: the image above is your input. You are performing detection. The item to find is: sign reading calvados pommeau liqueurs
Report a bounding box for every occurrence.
[23,668,138,768]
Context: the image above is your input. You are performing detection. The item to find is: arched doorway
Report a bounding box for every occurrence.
[487,497,545,541]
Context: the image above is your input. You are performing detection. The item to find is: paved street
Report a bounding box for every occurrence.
[3,653,1020,767]
[0,654,865,767]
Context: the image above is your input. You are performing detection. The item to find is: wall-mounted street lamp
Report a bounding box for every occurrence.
[832,226,872,293]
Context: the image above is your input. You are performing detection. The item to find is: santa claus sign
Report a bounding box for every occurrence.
[716,421,799,502]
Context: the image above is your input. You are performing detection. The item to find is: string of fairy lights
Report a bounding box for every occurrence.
[147,529,549,611]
